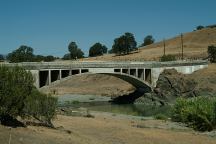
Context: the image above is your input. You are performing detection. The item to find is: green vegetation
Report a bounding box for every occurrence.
[154,113,168,120]
[0,66,57,127]
[208,45,216,63]
[68,41,84,60]
[196,25,204,30]
[7,45,34,62]
[111,32,137,55]
[160,54,176,61]
[195,24,216,30]
[171,97,216,131]
[24,89,57,127]
[89,42,108,57]
[7,45,57,63]
[34,55,57,62]
[0,54,4,61]
[62,53,71,60]
[141,35,155,46]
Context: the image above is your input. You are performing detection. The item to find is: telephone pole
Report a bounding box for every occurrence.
[181,33,184,60]
[163,39,166,56]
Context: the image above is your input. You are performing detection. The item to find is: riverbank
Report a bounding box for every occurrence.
[1,111,216,144]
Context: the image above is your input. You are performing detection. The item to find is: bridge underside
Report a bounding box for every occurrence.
[36,68,153,93]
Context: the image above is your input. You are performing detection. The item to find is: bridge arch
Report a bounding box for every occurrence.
[99,73,152,92]
[39,72,152,93]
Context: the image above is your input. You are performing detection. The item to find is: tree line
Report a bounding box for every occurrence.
[1,33,155,63]
[63,33,154,59]
[5,45,58,63]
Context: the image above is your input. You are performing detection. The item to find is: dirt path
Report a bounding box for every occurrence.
[1,112,216,144]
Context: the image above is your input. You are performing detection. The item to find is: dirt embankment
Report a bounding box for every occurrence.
[1,113,216,144]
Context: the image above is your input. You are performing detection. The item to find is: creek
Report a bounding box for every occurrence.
[57,94,171,117]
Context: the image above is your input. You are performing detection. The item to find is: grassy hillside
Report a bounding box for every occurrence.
[81,27,216,61]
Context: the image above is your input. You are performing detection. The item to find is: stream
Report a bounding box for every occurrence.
[57,94,171,117]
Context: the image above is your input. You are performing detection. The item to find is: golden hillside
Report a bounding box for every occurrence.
[81,27,216,61]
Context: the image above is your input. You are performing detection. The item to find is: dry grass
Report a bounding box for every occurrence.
[78,27,216,61]
[1,114,216,144]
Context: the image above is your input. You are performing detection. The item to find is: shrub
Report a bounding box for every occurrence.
[208,45,216,63]
[154,113,168,120]
[0,66,34,119]
[171,97,216,131]
[160,55,176,62]
[24,89,57,127]
[0,66,57,127]
[196,25,204,30]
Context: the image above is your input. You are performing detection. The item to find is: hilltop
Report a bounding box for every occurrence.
[81,27,216,61]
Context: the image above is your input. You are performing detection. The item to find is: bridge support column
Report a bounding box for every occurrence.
[48,70,51,85]
[135,68,138,78]
[30,70,40,88]
[59,70,62,80]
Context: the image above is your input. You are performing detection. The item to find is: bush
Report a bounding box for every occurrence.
[154,113,168,120]
[208,45,216,63]
[160,55,176,62]
[0,66,57,127]
[24,89,57,127]
[0,66,34,119]
[171,97,216,131]
[196,25,204,30]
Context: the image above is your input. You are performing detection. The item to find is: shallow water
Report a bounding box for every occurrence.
[58,94,171,117]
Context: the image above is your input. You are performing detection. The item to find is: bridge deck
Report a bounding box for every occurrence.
[0,60,208,70]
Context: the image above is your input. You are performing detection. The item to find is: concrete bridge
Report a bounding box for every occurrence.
[1,60,208,93]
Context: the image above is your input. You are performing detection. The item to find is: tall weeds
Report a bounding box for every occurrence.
[172,97,216,131]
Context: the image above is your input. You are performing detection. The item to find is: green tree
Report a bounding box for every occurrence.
[24,89,57,127]
[44,55,56,62]
[102,45,108,54]
[208,45,216,63]
[0,66,57,127]
[112,32,137,55]
[142,35,155,46]
[7,45,34,62]
[0,54,4,61]
[68,41,84,59]
[89,43,108,57]
[62,53,71,60]
[0,66,34,121]
[196,25,204,30]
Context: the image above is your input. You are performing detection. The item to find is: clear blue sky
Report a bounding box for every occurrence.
[0,0,215,57]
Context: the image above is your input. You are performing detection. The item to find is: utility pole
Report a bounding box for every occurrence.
[163,39,166,56]
[181,33,184,60]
